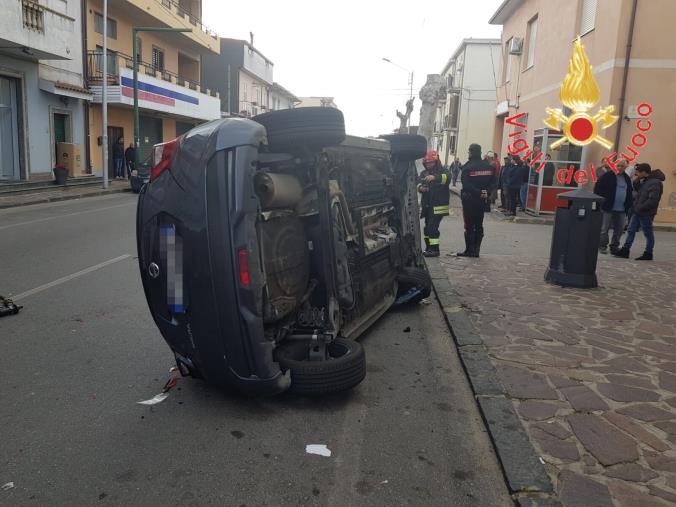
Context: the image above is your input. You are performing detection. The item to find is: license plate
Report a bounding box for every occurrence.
[160,224,184,314]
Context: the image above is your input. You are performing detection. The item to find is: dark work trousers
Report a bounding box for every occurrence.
[509,188,520,214]
[462,197,485,240]
[500,184,508,209]
[424,212,444,252]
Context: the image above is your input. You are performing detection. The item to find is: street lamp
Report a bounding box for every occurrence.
[382,57,414,102]
[132,27,192,168]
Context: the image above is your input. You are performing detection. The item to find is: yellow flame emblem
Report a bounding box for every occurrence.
[544,37,618,150]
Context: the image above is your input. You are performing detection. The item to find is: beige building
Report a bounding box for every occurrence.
[490,0,676,222]
[86,0,221,174]
[432,39,501,167]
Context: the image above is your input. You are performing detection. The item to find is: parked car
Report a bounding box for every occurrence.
[130,156,151,193]
[136,107,431,396]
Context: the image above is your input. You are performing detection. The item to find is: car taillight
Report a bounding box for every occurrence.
[238,248,250,287]
[150,138,179,182]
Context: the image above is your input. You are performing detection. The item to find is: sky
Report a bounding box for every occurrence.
[203,1,503,137]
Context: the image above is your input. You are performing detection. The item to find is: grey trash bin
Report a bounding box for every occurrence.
[544,188,605,289]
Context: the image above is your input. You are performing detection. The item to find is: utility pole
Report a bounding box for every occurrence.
[101,0,108,188]
[382,57,415,130]
[132,27,191,168]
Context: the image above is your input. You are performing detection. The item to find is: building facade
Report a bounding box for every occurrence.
[201,38,273,117]
[432,39,502,167]
[0,0,90,180]
[86,0,221,174]
[269,82,299,111]
[490,0,676,222]
[296,97,337,109]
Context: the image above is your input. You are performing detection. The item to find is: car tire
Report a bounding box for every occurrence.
[275,337,366,395]
[381,134,428,162]
[396,266,432,304]
[254,107,346,151]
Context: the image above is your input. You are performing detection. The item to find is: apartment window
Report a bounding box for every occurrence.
[95,45,118,76]
[525,16,538,69]
[580,0,598,36]
[504,38,513,83]
[94,12,117,39]
[152,47,165,72]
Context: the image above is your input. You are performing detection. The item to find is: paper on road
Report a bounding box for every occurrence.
[306,444,332,457]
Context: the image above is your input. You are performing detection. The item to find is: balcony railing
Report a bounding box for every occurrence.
[86,50,216,97]
[156,0,217,39]
[22,0,44,32]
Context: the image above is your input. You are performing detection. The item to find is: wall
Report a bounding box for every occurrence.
[495,0,676,221]
[88,104,134,172]
[242,44,273,84]
[456,43,502,160]
[201,39,243,114]
[38,0,85,88]
[238,70,268,116]
[0,54,86,176]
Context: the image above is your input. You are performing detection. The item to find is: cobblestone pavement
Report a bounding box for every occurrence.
[437,196,676,507]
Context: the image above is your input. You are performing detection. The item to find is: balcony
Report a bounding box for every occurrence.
[0,0,74,60]
[117,0,219,54]
[87,51,220,121]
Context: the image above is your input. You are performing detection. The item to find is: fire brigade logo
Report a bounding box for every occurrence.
[544,36,618,150]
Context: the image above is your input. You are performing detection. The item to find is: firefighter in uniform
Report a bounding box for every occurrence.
[417,150,451,257]
[457,144,497,258]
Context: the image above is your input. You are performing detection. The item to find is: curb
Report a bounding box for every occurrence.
[0,188,132,209]
[426,258,560,506]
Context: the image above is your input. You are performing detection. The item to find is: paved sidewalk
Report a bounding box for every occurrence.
[0,180,131,209]
[434,197,676,506]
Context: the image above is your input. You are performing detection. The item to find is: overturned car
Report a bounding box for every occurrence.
[136,107,431,395]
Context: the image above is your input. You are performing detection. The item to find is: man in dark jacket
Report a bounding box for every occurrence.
[418,150,451,257]
[457,144,496,257]
[450,157,462,187]
[499,156,512,211]
[614,163,665,260]
[593,158,632,254]
[124,143,136,179]
[505,156,525,216]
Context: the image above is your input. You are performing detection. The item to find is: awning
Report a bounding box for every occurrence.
[39,79,93,101]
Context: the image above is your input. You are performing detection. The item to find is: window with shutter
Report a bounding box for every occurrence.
[504,38,513,83]
[580,0,597,36]
[152,47,165,72]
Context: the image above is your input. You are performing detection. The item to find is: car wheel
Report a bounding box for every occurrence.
[254,107,346,152]
[396,266,432,304]
[275,337,366,395]
[381,134,428,162]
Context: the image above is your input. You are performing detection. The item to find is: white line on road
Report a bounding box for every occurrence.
[0,201,136,231]
[11,254,132,301]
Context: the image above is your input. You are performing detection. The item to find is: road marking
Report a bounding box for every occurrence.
[11,254,132,301]
[0,201,136,231]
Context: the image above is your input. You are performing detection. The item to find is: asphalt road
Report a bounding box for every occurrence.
[0,194,511,506]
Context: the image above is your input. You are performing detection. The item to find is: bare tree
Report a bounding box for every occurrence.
[396,98,415,133]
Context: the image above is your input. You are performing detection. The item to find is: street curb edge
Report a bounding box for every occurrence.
[426,257,556,500]
[0,188,133,209]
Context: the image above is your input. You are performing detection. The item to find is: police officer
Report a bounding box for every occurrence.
[418,150,451,257]
[457,144,496,258]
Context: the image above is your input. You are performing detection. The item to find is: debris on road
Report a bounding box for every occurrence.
[1,482,14,491]
[403,326,411,333]
[305,444,331,457]
[420,298,432,305]
[137,367,180,406]
[0,296,22,318]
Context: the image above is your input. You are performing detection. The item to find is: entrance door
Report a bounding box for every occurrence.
[53,112,70,167]
[139,116,163,163]
[0,76,21,180]
[107,126,124,179]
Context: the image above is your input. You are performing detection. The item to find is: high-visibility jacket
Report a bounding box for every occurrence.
[418,163,451,216]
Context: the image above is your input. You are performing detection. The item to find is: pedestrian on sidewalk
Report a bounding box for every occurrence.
[505,156,523,216]
[418,150,451,257]
[112,137,125,180]
[613,163,665,261]
[124,143,136,179]
[594,158,632,254]
[518,157,530,211]
[499,156,511,210]
[457,143,496,258]
[450,157,462,187]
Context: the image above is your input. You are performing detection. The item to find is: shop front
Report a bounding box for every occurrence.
[526,128,583,215]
